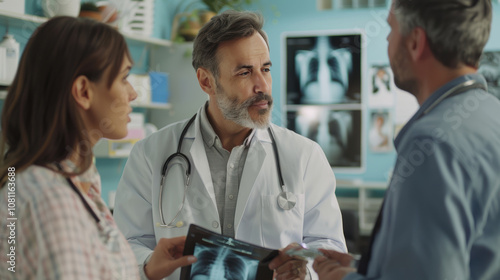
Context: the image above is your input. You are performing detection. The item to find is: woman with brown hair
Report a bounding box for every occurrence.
[0,17,195,280]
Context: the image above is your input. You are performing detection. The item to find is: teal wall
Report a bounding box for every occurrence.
[2,0,500,204]
[243,0,500,187]
[249,1,395,186]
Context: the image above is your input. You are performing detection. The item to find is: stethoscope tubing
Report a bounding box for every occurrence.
[421,80,487,116]
[157,113,292,228]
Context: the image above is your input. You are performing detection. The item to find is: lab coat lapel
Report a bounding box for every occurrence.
[234,129,270,232]
[187,111,219,213]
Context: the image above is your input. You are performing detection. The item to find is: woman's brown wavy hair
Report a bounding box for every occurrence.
[0,16,131,186]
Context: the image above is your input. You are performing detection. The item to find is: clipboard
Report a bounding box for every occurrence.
[180,224,279,280]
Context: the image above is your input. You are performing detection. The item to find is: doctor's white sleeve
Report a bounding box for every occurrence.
[302,142,347,253]
[113,140,157,270]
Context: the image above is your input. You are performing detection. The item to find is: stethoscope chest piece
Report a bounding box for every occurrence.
[277,191,297,210]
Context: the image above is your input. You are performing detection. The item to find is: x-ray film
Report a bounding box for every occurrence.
[181,224,279,280]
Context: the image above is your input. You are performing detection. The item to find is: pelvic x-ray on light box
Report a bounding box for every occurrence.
[282,30,365,171]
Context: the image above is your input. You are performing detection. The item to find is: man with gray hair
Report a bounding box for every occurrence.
[313,0,500,279]
[114,10,347,280]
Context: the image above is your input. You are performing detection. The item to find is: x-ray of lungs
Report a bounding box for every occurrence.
[285,32,362,105]
[288,108,362,168]
[190,245,258,280]
[284,31,364,170]
[295,36,353,104]
[181,224,277,280]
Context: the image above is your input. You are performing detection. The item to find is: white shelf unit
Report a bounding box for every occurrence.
[0,10,175,159]
[0,9,172,47]
[0,10,173,104]
[336,180,387,235]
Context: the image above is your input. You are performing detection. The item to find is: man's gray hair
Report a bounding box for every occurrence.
[393,0,491,68]
[192,10,269,79]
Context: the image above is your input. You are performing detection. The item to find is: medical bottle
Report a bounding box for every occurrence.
[0,34,20,83]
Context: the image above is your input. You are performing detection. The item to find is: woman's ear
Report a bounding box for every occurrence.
[72,75,92,110]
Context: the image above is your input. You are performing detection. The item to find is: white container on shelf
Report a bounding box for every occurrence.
[0,46,6,82]
[0,0,25,14]
[0,34,19,84]
[41,0,81,18]
[121,0,154,37]
[128,73,151,105]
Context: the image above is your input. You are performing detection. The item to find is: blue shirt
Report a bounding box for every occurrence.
[346,74,500,280]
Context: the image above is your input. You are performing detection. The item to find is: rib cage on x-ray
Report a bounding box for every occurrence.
[295,36,353,104]
[190,245,258,280]
[284,32,363,169]
[295,109,353,165]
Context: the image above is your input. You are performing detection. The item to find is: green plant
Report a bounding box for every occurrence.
[200,0,254,13]
[80,2,99,12]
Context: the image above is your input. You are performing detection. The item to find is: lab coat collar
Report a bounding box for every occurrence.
[394,73,487,149]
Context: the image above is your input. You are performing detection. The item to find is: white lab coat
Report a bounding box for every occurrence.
[114,106,347,280]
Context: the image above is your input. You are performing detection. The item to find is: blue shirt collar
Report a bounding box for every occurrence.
[394,73,487,147]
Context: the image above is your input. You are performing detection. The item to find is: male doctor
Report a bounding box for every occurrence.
[114,10,346,280]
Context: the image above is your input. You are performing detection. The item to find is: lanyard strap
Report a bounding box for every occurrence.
[56,163,100,224]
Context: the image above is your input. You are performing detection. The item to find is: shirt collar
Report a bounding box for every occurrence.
[199,103,256,148]
[199,103,218,147]
[394,73,487,147]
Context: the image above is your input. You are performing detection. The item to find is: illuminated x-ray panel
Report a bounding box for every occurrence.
[283,30,365,171]
[285,33,362,105]
[287,108,362,168]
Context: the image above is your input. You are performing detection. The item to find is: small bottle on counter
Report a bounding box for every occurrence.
[0,34,20,84]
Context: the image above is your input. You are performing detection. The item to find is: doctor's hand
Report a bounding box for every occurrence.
[144,236,197,280]
[269,243,308,280]
[312,249,355,280]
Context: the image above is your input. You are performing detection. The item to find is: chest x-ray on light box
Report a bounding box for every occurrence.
[284,32,362,104]
[283,30,364,170]
[287,108,362,168]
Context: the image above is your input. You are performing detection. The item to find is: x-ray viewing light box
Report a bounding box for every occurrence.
[281,29,366,173]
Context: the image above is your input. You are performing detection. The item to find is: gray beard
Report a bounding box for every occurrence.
[215,89,273,129]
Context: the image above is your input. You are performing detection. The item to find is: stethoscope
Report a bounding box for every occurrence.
[420,80,487,117]
[156,114,297,228]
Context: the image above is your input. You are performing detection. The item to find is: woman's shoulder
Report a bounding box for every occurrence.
[8,165,80,211]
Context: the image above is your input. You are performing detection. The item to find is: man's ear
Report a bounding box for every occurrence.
[72,75,92,110]
[197,67,216,96]
[406,27,429,62]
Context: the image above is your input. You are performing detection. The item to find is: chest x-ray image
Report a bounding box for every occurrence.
[287,108,362,168]
[181,224,276,280]
[285,32,362,104]
[190,244,258,280]
[478,51,500,100]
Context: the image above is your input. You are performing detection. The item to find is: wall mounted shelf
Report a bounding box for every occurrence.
[0,9,172,47]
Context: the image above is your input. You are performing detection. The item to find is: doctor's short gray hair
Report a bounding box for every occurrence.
[393,0,491,68]
[192,10,269,79]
